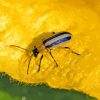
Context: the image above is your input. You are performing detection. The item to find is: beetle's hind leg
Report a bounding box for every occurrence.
[64,47,80,55]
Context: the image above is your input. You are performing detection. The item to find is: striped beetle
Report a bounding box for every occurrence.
[10,31,80,74]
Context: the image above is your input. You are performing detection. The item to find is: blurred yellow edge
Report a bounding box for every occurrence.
[0,0,100,99]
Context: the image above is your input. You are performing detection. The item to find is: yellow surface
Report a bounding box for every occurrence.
[0,0,100,99]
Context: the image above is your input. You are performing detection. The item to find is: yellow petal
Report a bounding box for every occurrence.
[0,0,100,99]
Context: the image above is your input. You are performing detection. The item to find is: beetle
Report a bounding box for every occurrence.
[10,31,80,74]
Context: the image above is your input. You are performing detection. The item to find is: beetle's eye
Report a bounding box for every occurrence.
[52,32,55,34]
[33,47,39,57]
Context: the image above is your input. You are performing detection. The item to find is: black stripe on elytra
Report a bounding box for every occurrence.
[45,35,71,48]
[43,32,71,44]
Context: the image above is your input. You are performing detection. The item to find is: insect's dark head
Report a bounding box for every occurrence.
[32,46,39,57]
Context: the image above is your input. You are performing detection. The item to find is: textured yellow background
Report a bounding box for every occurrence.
[0,0,100,99]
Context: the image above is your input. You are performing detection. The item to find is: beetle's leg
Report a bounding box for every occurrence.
[47,49,58,67]
[64,47,80,55]
[38,55,43,72]
[27,54,34,75]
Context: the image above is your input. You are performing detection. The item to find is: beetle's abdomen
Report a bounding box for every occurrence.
[43,32,71,48]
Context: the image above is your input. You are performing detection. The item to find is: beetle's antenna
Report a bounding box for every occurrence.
[27,54,34,74]
[64,47,80,55]
[38,55,43,72]
[47,49,58,67]
[9,45,35,74]
[9,45,29,52]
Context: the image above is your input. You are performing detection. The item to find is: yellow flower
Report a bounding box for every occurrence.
[0,0,100,99]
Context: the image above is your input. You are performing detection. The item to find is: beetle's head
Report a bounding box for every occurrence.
[32,46,39,57]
